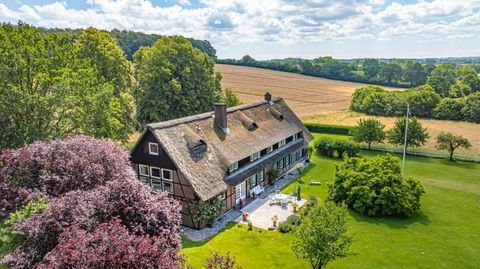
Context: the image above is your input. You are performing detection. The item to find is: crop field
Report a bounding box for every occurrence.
[216,64,480,158]
[215,64,401,118]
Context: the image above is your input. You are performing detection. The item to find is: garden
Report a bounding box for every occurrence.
[180,132,480,269]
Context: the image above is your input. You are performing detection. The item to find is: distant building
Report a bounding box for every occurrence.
[130,92,313,229]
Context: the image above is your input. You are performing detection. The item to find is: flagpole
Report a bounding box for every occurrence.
[402,104,409,177]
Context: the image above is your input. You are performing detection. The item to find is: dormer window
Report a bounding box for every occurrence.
[278,139,286,148]
[149,142,159,155]
[228,162,238,173]
[250,151,261,162]
[266,146,273,154]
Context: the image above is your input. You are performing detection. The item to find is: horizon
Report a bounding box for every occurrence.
[1,0,480,60]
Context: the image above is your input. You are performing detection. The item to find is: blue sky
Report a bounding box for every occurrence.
[1,0,480,59]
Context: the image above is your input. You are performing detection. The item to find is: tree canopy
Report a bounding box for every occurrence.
[387,117,429,149]
[435,132,472,161]
[134,36,222,125]
[352,118,386,150]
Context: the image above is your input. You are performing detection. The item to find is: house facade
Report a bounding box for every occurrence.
[130,93,313,229]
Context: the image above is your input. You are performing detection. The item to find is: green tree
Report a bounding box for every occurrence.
[462,92,480,123]
[0,22,134,149]
[407,86,441,117]
[431,63,456,84]
[74,27,136,140]
[406,62,427,86]
[387,117,429,149]
[134,36,222,125]
[455,66,477,78]
[379,62,402,83]
[448,83,471,98]
[363,58,380,79]
[292,201,352,269]
[435,132,472,161]
[352,119,386,150]
[221,88,242,107]
[460,73,480,93]
[426,76,452,97]
[433,98,465,120]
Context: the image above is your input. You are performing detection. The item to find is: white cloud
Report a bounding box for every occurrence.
[0,0,479,58]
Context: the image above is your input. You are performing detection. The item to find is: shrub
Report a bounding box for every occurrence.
[1,178,182,268]
[462,92,480,123]
[205,252,243,269]
[0,136,133,217]
[278,214,301,234]
[315,137,359,158]
[303,123,354,136]
[329,155,425,217]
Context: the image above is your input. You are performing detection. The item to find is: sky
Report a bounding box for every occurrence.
[1,0,480,60]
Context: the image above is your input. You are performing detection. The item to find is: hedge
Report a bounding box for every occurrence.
[303,123,354,136]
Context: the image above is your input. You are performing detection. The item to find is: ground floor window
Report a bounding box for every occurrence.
[163,181,174,193]
[140,176,151,186]
[152,179,162,191]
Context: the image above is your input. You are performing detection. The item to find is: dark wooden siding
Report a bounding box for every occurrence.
[130,130,176,170]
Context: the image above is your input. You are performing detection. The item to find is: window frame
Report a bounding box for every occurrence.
[278,139,286,148]
[266,145,273,154]
[150,166,162,179]
[162,181,174,194]
[140,176,151,187]
[250,151,261,162]
[228,162,239,173]
[162,169,173,181]
[151,178,162,191]
[139,164,149,176]
[148,142,159,156]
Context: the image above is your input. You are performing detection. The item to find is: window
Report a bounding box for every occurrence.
[162,169,173,181]
[151,179,162,191]
[266,146,273,154]
[278,139,286,148]
[140,176,151,186]
[150,167,161,178]
[148,142,159,155]
[163,181,174,194]
[257,171,264,182]
[139,165,149,176]
[228,162,238,173]
[217,192,226,201]
[278,159,285,169]
[250,151,261,162]
[249,175,257,188]
[294,132,301,140]
[285,155,290,166]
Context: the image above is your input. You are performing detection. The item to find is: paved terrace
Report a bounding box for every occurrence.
[181,162,307,242]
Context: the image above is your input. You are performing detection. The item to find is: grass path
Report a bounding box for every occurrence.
[182,133,480,269]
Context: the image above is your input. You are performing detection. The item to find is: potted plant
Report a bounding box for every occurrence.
[238,198,244,209]
[271,215,278,228]
[292,202,298,213]
[252,191,256,198]
[242,212,249,221]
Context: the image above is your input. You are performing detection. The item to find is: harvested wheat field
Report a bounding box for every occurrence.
[216,64,401,118]
[216,64,480,158]
[305,112,480,158]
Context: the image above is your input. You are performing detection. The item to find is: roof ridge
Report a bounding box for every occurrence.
[147,97,282,130]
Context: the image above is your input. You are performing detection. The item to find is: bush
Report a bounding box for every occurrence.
[0,136,133,218]
[277,214,301,233]
[303,123,354,136]
[1,178,182,268]
[329,155,425,217]
[462,92,480,123]
[315,137,359,158]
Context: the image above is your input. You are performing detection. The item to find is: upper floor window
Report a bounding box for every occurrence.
[150,166,161,178]
[293,132,301,140]
[149,142,159,155]
[278,139,286,148]
[250,151,261,162]
[228,162,239,173]
[162,169,173,181]
[163,181,174,194]
[139,165,149,176]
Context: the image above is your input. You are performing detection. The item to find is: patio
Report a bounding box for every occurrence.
[235,192,307,229]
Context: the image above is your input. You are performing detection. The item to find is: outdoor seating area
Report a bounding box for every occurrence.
[249,184,265,197]
[237,191,307,230]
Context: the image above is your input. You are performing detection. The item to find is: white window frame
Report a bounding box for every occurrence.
[162,169,173,181]
[148,142,159,155]
[228,162,239,173]
[217,192,226,201]
[150,166,162,179]
[162,181,174,194]
[151,179,162,191]
[257,171,264,182]
[278,139,286,148]
[250,151,261,162]
[140,176,151,186]
[139,164,149,176]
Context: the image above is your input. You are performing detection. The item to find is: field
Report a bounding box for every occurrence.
[181,133,480,269]
[215,64,401,117]
[216,64,480,158]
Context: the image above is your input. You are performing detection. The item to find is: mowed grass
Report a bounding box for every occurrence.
[182,133,480,269]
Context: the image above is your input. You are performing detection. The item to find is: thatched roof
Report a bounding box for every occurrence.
[147,97,313,201]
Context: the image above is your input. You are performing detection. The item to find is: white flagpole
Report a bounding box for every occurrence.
[402,104,409,177]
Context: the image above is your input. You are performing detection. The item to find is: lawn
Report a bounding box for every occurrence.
[181,133,480,269]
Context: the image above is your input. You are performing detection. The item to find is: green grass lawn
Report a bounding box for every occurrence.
[181,133,480,269]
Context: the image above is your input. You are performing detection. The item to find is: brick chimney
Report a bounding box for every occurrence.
[214,103,229,134]
[264,91,272,103]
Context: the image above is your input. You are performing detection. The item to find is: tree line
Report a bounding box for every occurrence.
[218,55,480,88]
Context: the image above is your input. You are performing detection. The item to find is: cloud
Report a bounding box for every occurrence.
[0,0,479,58]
